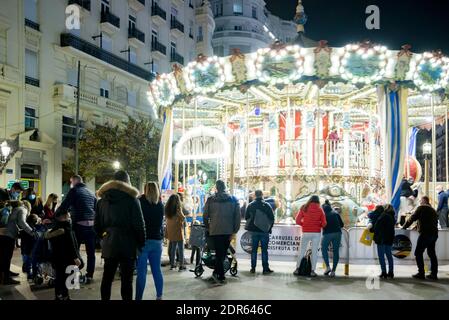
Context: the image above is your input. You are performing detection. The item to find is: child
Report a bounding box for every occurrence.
[45,212,82,300]
[165,194,186,271]
[20,214,40,280]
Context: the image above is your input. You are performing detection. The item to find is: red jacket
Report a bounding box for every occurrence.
[295,203,327,233]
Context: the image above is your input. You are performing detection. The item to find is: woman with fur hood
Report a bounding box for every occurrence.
[94,171,146,301]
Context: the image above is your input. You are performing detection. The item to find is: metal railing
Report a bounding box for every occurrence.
[151,40,166,55]
[170,51,184,65]
[68,0,91,11]
[128,28,145,43]
[60,33,153,81]
[170,16,184,33]
[151,3,166,20]
[101,11,120,29]
[25,19,40,31]
[25,76,40,87]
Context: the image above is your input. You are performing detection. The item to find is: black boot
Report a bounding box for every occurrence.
[379,272,388,279]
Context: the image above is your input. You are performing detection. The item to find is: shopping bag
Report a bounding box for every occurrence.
[359,228,374,246]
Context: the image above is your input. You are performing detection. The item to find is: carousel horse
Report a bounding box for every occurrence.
[398,182,423,225]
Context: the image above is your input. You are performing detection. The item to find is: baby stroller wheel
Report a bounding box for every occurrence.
[230,267,238,277]
[34,275,44,285]
[194,265,204,278]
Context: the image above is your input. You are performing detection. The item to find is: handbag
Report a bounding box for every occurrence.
[359,228,374,246]
[253,208,272,233]
[297,249,312,276]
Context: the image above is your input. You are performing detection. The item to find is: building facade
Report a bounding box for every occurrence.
[209,0,297,56]
[0,0,213,197]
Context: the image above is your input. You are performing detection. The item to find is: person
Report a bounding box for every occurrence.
[294,195,327,277]
[321,200,344,277]
[56,175,97,283]
[136,182,164,300]
[45,211,82,300]
[328,127,339,167]
[165,194,186,271]
[43,193,58,223]
[367,205,384,232]
[20,213,41,280]
[373,205,395,279]
[203,180,241,284]
[22,188,44,218]
[245,190,275,275]
[402,196,438,280]
[0,200,35,285]
[400,177,417,198]
[8,182,24,201]
[436,185,448,228]
[95,171,145,300]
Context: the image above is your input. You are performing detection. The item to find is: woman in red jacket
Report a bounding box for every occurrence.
[294,195,327,277]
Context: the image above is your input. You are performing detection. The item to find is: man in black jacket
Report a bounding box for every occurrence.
[95,171,145,300]
[245,190,275,275]
[56,175,97,283]
[402,196,439,280]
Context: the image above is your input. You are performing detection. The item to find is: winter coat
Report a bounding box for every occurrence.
[138,196,164,240]
[203,192,241,236]
[403,205,438,237]
[245,198,275,233]
[322,205,344,234]
[46,220,81,267]
[56,183,97,223]
[373,213,395,245]
[295,203,327,233]
[166,211,185,242]
[95,181,146,259]
[0,203,34,239]
[437,191,449,211]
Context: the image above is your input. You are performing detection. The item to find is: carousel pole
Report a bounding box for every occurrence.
[431,94,437,204]
[182,103,186,189]
[246,92,250,204]
[446,102,449,190]
[315,85,320,192]
[230,134,236,195]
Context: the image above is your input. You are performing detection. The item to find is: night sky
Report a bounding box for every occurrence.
[266,0,449,53]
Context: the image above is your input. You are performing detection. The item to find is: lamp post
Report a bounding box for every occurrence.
[423,141,432,196]
[112,161,121,171]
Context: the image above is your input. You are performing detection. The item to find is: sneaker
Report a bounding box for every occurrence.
[324,268,331,276]
[156,296,163,300]
[293,269,300,276]
[250,268,255,274]
[387,272,394,279]
[426,274,438,281]
[178,266,187,272]
[329,271,336,278]
[310,271,317,277]
[263,269,274,275]
[379,272,388,279]
[412,273,425,280]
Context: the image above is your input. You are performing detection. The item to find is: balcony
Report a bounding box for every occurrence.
[25,76,40,87]
[151,40,166,58]
[25,19,40,32]
[170,51,184,65]
[128,27,145,46]
[68,0,91,11]
[189,32,194,39]
[101,11,120,34]
[60,33,154,81]
[212,29,269,44]
[170,17,184,37]
[151,3,166,25]
[128,0,145,11]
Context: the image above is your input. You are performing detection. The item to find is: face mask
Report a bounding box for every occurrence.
[29,194,36,201]
[11,192,20,200]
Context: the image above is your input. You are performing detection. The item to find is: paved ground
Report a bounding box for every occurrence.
[1,248,449,300]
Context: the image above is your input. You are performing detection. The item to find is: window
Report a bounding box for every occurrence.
[102,33,112,51]
[151,29,158,43]
[67,68,78,87]
[25,0,38,22]
[170,41,176,56]
[127,90,137,107]
[62,116,77,149]
[129,14,136,30]
[214,3,223,17]
[233,0,243,15]
[100,80,110,98]
[129,46,137,64]
[25,107,38,131]
[234,26,242,31]
[252,6,257,19]
[0,30,6,64]
[25,49,38,80]
[101,0,110,14]
[171,7,178,16]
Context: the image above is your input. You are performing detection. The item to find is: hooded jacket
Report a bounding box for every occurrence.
[373,212,395,245]
[322,204,344,235]
[0,201,34,239]
[203,192,241,236]
[46,219,81,266]
[94,181,146,259]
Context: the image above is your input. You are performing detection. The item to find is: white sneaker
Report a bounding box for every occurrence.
[329,271,335,278]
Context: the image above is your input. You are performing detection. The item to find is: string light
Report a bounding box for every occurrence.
[149,73,179,107]
[413,52,449,92]
[184,56,226,94]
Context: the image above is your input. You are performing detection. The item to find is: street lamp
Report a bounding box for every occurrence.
[1,141,11,163]
[423,141,432,196]
[113,161,121,170]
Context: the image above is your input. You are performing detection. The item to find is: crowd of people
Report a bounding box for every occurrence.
[0,175,444,301]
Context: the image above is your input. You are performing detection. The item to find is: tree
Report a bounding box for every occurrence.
[64,116,162,187]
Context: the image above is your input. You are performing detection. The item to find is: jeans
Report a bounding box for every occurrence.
[376,244,393,274]
[296,232,321,271]
[101,258,135,301]
[136,240,163,300]
[0,236,15,275]
[415,234,438,275]
[210,234,231,281]
[22,254,38,277]
[191,246,201,266]
[321,232,342,272]
[73,224,96,278]
[251,232,270,271]
[438,208,448,228]
[54,263,70,299]
[169,241,184,268]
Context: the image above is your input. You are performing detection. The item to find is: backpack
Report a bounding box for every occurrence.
[297,249,312,276]
[0,206,11,228]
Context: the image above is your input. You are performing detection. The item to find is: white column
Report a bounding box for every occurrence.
[343,130,350,176]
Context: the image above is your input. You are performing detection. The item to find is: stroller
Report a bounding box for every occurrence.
[189,224,238,278]
[31,225,55,286]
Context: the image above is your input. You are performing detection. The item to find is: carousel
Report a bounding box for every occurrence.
[151,1,449,227]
